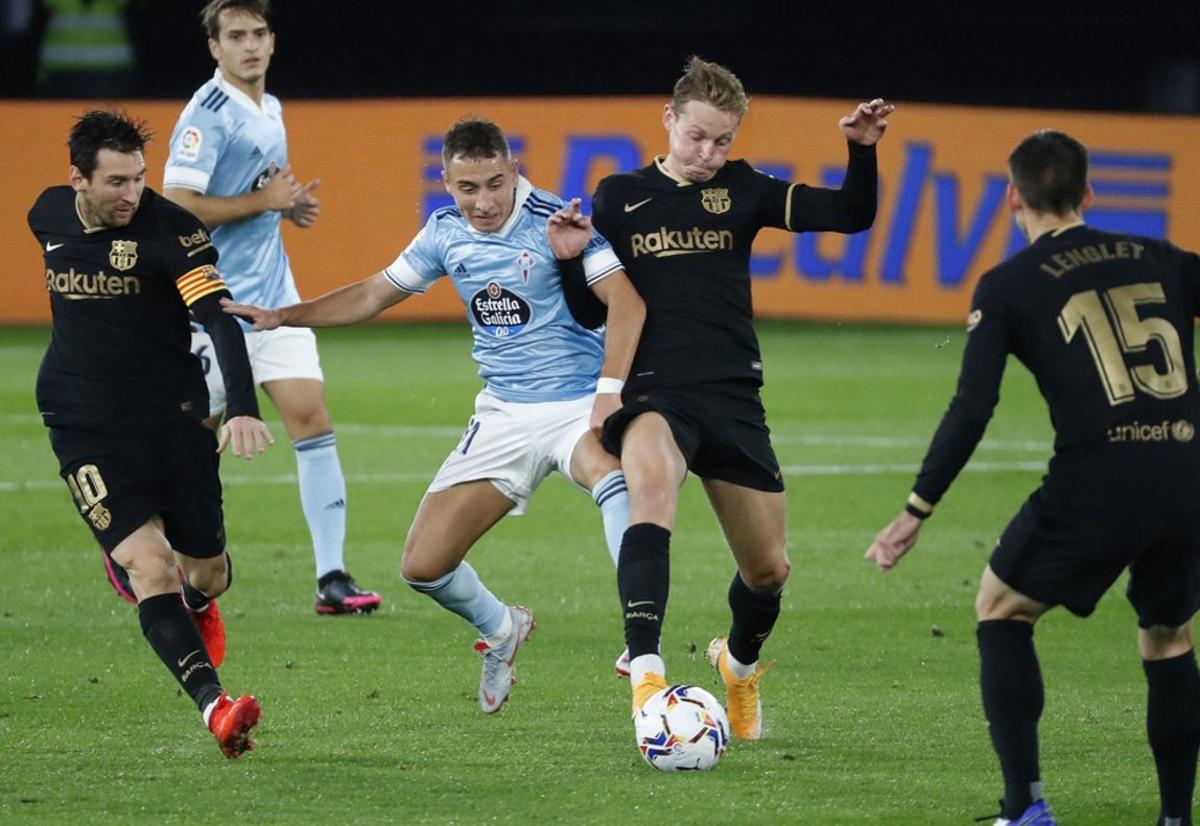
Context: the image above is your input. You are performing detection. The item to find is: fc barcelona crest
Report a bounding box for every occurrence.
[109,240,138,271]
[700,188,731,215]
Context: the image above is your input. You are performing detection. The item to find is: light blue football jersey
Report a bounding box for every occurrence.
[385,177,623,403]
[163,69,299,320]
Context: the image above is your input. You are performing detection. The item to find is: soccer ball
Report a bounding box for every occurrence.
[634,684,729,771]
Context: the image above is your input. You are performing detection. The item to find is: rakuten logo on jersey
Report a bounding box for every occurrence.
[471,282,531,337]
[629,227,734,258]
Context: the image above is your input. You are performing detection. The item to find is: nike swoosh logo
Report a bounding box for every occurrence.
[623,198,653,213]
[177,650,201,668]
[46,242,64,252]
[626,600,655,608]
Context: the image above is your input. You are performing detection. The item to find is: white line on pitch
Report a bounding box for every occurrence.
[0,415,1052,452]
[0,461,1046,493]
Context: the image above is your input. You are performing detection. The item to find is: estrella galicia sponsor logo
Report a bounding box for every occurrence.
[45,268,141,299]
[471,281,531,337]
[1107,419,1195,443]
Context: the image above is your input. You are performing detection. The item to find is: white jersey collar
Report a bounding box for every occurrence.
[212,68,267,113]
[468,175,533,238]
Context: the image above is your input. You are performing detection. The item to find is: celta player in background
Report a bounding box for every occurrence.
[30,110,272,758]
[224,118,646,714]
[867,130,1200,826]
[162,0,381,615]
[581,56,892,740]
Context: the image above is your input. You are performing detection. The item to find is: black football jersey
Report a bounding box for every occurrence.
[29,186,229,431]
[915,224,1200,511]
[593,146,876,388]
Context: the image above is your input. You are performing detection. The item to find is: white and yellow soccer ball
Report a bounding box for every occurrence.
[634,684,729,771]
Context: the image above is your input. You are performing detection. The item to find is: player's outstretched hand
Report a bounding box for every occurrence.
[864,509,923,572]
[220,297,283,331]
[839,99,895,146]
[289,179,321,228]
[218,416,275,460]
[547,198,593,260]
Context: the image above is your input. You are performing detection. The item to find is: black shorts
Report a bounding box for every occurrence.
[990,489,1200,628]
[47,424,226,558]
[601,380,784,492]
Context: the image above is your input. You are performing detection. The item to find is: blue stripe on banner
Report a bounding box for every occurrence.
[422,137,443,154]
[1090,180,1170,198]
[1089,152,1172,170]
[293,433,337,452]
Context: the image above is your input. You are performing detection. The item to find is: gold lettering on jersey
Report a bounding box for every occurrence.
[108,240,138,271]
[700,187,731,215]
[629,227,734,258]
[1039,241,1144,278]
[966,309,983,332]
[178,229,211,248]
[45,268,141,299]
[1106,419,1194,443]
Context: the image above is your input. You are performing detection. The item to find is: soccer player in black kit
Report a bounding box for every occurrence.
[867,131,1200,826]
[587,56,894,739]
[29,111,274,758]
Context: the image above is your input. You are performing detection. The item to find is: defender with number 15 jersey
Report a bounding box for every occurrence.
[913,223,1200,512]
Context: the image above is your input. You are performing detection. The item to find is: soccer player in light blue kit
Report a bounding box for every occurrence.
[224,118,646,713]
[162,0,380,615]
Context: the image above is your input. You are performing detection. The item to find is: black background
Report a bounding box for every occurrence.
[3,1,1199,113]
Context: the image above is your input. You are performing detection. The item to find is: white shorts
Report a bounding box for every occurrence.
[191,326,324,417]
[428,390,593,515]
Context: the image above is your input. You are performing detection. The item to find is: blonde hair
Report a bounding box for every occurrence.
[670,56,749,117]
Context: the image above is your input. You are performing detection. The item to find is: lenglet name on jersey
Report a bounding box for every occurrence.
[629,226,734,258]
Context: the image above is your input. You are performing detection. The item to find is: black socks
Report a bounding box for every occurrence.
[138,593,222,713]
[617,523,671,659]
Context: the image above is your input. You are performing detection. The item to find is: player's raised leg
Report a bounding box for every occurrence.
[567,430,634,676]
[112,518,260,758]
[616,412,686,712]
[702,478,788,740]
[263,375,381,615]
[401,480,533,713]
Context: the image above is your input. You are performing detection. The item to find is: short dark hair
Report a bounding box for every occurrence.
[1008,129,1089,215]
[68,111,152,179]
[201,0,271,40]
[442,118,510,167]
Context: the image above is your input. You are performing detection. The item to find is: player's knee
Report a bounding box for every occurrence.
[185,555,230,597]
[1141,623,1194,660]
[399,546,446,585]
[742,556,790,592]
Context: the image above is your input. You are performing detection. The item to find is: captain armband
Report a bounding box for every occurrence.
[905,492,933,520]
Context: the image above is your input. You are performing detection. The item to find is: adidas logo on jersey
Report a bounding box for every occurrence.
[453,263,470,279]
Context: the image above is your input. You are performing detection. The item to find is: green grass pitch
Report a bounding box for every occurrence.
[0,322,1180,823]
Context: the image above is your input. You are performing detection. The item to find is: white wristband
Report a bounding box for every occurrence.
[596,377,624,395]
